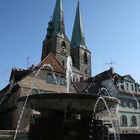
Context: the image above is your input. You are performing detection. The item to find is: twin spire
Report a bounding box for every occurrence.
[71,1,87,49]
[47,0,87,49]
[51,0,67,39]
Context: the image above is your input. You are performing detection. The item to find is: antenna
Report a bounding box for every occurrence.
[106,60,117,68]
[26,55,32,69]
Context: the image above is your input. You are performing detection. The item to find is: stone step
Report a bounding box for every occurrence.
[0,135,28,140]
[0,130,28,140]
[0,130,15,135]
[0,135,13,140]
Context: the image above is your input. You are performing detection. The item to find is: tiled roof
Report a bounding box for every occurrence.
[38,52,65,74]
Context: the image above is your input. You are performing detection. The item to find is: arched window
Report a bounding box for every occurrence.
[84,52,88,64]
[61,41,66,47]
[120,115,128,126]
[131,116,137,126]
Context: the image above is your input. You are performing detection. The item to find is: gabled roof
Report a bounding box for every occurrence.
[38,52,65,74]
[123,75,135,82]
[9,67,29,82]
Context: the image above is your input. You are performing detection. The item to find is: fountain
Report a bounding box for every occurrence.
[13,64,55,140]
[66,56,73,93]
[16,57,119,140]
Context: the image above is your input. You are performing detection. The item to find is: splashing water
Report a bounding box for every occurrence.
[114,105,121,140]
[98,87,110,96]
[66,56,73,93]
[44,63,53,70]
[13,64,46,140]
[93,97,118,140]
[0,80,18,106]
[43,64,59,92]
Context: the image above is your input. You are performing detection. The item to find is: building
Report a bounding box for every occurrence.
[0,0,140,140]
[0,0,91,131]
[81,67,140,137]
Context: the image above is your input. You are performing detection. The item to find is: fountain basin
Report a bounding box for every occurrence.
[18,93,119,112]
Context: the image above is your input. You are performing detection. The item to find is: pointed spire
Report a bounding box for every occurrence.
[71,1,87,49]
[47,0,67,39]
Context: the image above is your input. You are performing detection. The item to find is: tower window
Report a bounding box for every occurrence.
[62,60,65,67]
[84,52,88,64]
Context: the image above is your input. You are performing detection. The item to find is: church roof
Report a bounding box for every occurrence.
[71,1,88,50]
[50,0,68,39]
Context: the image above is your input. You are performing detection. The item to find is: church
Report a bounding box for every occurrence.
[0,0,140,140]
[0,0,91,130]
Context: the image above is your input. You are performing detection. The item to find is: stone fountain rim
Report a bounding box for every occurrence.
[18,93,119,103]
[17,93,120,112]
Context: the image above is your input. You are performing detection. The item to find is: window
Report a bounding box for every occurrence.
[47,73,58,84]
[121,99,127,107]
[32,88,48,95]
[120,115,128,126]
[62,60,65,67]
[73,77,75,82]
[32,89,38,95]
[84,52,88,64]
[121,84,124,90]
[138,87,140,92]
[131,116,137,126]
[60,76,65,85]
[125,83,129,90]
[56,74,60,84]
[131,84,134,91]
[52,74,59,84]
[80,77,84,81]
[47,73,53,83]
[85,69,87,74]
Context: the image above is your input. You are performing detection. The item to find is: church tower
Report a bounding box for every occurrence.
[71,1,91,81]
[41,0,70,68]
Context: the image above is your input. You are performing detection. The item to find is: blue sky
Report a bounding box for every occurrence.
[0,0,140,90]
